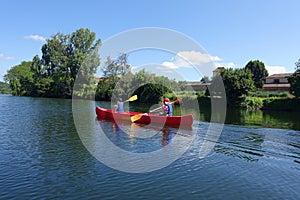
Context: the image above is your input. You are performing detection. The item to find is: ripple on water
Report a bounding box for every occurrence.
[1,96,300,199]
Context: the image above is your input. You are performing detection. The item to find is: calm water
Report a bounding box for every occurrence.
[0,95,299,199]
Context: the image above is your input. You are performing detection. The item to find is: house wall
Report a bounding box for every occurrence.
[266,77,289,84]
[185,82,209,92]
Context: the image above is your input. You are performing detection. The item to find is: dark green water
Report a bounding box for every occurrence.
[0,95,299,199]
[200,107,300,131]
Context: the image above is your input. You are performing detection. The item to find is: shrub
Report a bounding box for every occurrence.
[240,97,263,110]
[262,98,300,111]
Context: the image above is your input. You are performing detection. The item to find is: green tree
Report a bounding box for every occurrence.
[0,81,11,94]
[96,54,131,100]
[41,28,101,98]
[95,54,185,103]
[5,28,100,98]
[130,70,171,103]
[30,55,53,97]
[4,61,34,96]
[245,60,268,89]
[220,68,255,100]
[288,59,300,98]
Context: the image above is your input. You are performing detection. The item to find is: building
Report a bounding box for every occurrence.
[185,82,210,92]
[262,73,293,92]
[213,67,225,77]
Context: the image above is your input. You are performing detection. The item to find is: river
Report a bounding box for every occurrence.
[0,95,299,199]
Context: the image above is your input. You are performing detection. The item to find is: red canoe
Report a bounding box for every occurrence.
[95,106,193,127]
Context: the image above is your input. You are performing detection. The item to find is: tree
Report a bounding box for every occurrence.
[30,55,53,97]
[288,59,300,98]
[245,60,268,89]
[4,61,34,96]
[220,68,255,100]
[102,54,131,79]
[4,28,100,98]
[41,28,101,98]
[200,76,210,83]
[0,81,11,94]
[96,54,131,100]
[130,70,172,103]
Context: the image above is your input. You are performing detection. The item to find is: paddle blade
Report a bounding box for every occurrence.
[171,98,183,104]
[128,95,138,102]
[131,114,143,122]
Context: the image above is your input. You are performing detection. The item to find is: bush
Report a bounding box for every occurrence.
[278,92,290,97]
[262,98,300,111]
[240,97,263,110]
[249,91,292,98]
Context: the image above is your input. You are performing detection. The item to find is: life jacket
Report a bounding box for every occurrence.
[167,103,173,116]
[163,103,172,116]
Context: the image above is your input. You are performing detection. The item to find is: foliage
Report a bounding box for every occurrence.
[262,98,300,111]
[288,59,300,98]
[248,91,291,98]
[0,81,11,94]
[4,61,34,96]
[245,60,268,89]
[5,28,101,99]
[219,68,255,100]
[95,58,186,103]
[95,54,131,100]
[240,97,263,110]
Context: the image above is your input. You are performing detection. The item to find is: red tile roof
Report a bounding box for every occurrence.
[266,73,293,79]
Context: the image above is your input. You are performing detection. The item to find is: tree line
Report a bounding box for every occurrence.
[210,59,300,100]
[3,28,186,103]
[3,28,300,104]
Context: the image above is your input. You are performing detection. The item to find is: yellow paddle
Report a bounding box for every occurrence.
[130,98,182,123]
[123,95,138,102]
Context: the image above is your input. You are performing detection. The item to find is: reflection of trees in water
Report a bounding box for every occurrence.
[196,106,300,130]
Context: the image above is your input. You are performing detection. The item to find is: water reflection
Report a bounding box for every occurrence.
[126,101,300,130]
[95,116,193,150]
[161,128,174,146]
[95,111,300,168]
[190,106,300,130]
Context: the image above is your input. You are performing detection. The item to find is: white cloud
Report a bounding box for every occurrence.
[24,34,46,42]
[161,61,179,69]
[161,51,220,69]
[131,51,237,80]
[215,61,236,69]
[0,53,15,60]
[266,65,286,75]
[161,51,235,70]
[209,55,222,62]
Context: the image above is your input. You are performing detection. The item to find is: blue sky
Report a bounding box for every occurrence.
[1,0,300,81]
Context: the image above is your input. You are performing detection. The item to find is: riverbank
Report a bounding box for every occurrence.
[178,92,300,112]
